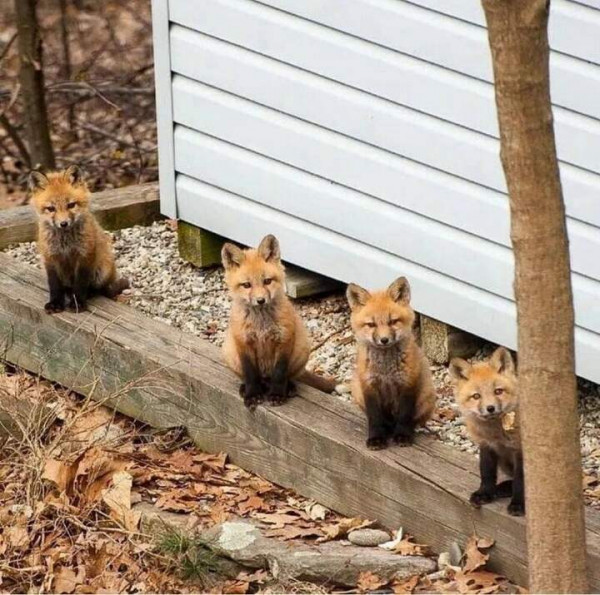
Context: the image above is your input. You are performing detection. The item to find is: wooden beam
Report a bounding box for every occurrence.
[0,254,598,590]
[177,222,226,268]
[0,183,160,250]
[285,265,341,299]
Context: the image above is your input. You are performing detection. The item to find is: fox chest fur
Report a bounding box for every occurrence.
[466,415,521,475]
[39,222,90,284]
[358,341,421,409]
[235,305,292,374]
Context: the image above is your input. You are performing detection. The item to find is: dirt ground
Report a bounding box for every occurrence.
[0,0,157,209]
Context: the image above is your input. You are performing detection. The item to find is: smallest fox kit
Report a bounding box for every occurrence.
[222,234,335,410]
[347,277,435,450]
[450,347,524,516]
[29,166,129,314]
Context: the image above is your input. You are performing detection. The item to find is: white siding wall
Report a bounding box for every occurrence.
[153,0,600,383]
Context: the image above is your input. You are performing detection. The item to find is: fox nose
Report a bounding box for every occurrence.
[380,337,389,345]
[486,405,496,414]
[59,221,69,228]
[256,297,266,305]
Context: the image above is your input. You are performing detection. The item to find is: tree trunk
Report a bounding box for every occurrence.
[481,0,587,592]
[14,0,55,170]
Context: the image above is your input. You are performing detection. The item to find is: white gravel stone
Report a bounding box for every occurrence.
[4,221,600,507]
[348,528,391,547]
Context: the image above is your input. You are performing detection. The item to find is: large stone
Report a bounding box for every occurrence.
[348,528,391,547]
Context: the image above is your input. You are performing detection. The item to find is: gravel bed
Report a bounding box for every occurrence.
[5,221,600,506]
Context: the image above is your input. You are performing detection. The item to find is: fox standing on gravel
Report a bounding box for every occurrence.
[449,347,524,516]
[347,277,435,449]
[29,166,129,314]
[222,234,335,409]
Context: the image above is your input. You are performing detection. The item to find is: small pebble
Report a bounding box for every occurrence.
[348,528,391,547]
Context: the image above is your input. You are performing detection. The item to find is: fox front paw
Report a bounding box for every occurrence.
[44,301,65,314]
[393,427,414,447]
[239,383,263,411]
[469,488,495,508]
[366,436,388,450]
[66,296,87,313]
[507,500,525,516]
[265,391,287,406]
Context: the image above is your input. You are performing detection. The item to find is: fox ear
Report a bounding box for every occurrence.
[449,358,471,381]
[257,234,280,262]
[28,170,49,192]
[221,243,244,269]
[490,347,515,374]
[346,283,370,310]
[64,164,84,185]
[388,276,411,304]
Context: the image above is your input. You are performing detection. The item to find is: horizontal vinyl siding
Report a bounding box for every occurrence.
[168,2,600,226]
[175,174,600,384]
[158,0,600,383]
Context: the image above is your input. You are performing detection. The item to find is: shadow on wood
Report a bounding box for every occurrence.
[0,253,598,590]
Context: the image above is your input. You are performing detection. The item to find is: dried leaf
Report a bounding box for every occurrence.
[238,495,265,514]
[101,471,139,531]
[463,535,494,573]
[53,566,83,594]
[318,517,373,542]
[501,411,516,432]
[222,580,250,594]
[306,502,328,521]
[393,534,430,557]
[454,570,506,594]
[357,571,388,593]
[392,574,420,594]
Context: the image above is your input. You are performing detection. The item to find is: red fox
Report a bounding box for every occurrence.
[221,234,336,409]
[347,277,435,449]
[449,347,524,516]
[29,166,129,313]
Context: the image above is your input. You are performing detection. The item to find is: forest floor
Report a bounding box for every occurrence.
[0,0,157,209]
[0,366,518,594]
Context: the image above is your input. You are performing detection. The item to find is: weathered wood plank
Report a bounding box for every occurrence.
[0,183,160,250]
[285,265,341,299]
[0,253,598,589]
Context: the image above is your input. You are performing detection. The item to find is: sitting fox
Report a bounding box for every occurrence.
[347,277,435,449]
[221,234,335,409]
[450,347,524,516]
[29,166,129,313]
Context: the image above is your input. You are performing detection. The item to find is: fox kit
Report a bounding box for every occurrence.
[222,234,335,409]
[450,347,524,516]
[29,166,129,314]
[347,277,435,449]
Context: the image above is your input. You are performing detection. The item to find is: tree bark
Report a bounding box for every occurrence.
[14,0,56,170]
[481,0,587,592]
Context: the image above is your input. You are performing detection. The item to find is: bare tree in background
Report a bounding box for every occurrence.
[15,0,55,170]
[482,0,587,591]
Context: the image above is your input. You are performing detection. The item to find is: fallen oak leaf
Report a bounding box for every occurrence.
[265,525,323,540]
[317,517,374,542]
[357,571,388,593]
[393,534,430,557]
[392,574,420,594]
[462,535,495,573]
[454,569,506,594]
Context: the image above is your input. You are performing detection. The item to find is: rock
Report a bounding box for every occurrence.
[202,519,435,587]
[348,528,391,547]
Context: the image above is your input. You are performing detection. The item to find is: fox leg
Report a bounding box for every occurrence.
[240,353,263,411]
[68,265,92,312]
[392,392,417,446]
[364,389,389,450]
[470,446,498,507]
[266,354,290,406]
[507,452,525,516]
[44,264,67,313]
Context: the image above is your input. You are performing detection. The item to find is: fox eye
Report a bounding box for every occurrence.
[471,393,481,401]
[45,206,55,213]
[494,387,504,396]
[240,282,251,289]
[263,278,273,286]
[390,318,401,325]
[67,201,77,209]
[365,322,376,328]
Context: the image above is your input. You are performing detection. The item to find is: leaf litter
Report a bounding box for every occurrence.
[0,366,520,593]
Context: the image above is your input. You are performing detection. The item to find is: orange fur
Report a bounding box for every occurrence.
[221,235,334,408]
[347,277,435,448]
[450,347,519,453]
[29,166,128,312]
